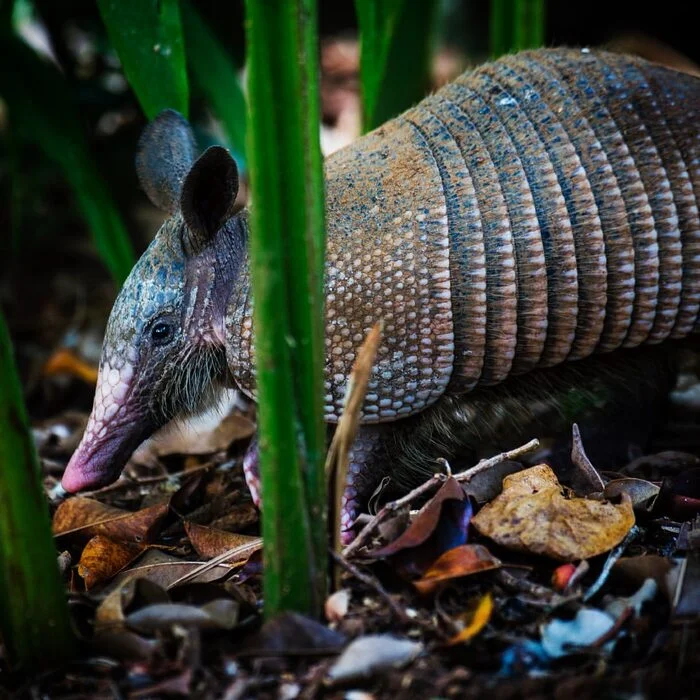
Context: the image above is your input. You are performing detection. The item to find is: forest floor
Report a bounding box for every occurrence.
[3,34,700,700]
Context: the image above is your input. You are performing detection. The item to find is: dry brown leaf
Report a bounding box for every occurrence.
[185,521,261,561]
[77,535,145,590]
[369,478,468,558]
[413,545,501,595]
[95,578,170,632]
[53,497,169,543]
[106,550,233,592]
[472,464,635,561]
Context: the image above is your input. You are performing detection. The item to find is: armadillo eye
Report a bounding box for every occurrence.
[151,321,173,344]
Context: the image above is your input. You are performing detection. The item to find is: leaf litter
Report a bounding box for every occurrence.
[7,328,700,699]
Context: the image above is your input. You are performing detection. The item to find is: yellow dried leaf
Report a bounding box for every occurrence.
[472,464,634,561]
[446,592,493,646]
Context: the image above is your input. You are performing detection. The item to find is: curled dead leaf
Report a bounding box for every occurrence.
[604,478,659,511]
[369,477,468,558]
[446,592,493,645]
[413,545,501,595]
[472,464,635,561]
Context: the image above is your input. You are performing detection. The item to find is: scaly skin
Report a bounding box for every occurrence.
[63,50,700,544]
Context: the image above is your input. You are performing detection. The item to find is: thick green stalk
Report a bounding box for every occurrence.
[0,312,75,669]
[244,0,327,617]
[181,0,247,165]
[355,0,439,132]
[491,0,546,57]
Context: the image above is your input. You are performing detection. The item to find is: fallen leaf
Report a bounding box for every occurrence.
[43,348,98,384]
[472,464,635,561]
[185,521,261,562]
[570,424,605,496]
[612,555,676,602]
[604,478,659,511]
[369,478,469,557]
[53,497,169,543]
[77,535,145,589]
[209,502,259,531]
[93,630,161,661]
[105,550,232,592]
[126,599,239,632]
[413,545,501,595]
[551,563,578,592]
[446,593,493,645]
[327,635,423,683]
[325,588,351,622]
[95,578,170,632]
[540,608,616,658]
[247,611,347,654]
[461,460,526,504]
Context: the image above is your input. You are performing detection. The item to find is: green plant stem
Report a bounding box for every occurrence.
[355,0,439,132]
[491,0,546,57]
[181,0,247,166]
[0,312,75,669]
[244,0,327,618]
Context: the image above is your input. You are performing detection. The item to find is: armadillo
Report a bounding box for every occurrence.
[62,48,700,538]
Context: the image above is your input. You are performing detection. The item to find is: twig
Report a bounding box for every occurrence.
[342,438,540,558]
[330,549,410,623]
[452,439,540,483]
[583,525,640,602]
[495,568,579,608]
[342,473,447,558]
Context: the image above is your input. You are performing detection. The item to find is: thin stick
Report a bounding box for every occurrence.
[330,550,410,623]
[583,525,639,602]
[342,438,540,558]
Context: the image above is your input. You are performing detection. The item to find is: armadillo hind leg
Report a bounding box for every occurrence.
[349,345,676,511]
[242,425,393,545]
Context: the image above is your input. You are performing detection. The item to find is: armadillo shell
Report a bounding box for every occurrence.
[227,48,700,425]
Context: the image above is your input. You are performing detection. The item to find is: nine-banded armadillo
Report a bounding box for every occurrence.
[62,48,700,539]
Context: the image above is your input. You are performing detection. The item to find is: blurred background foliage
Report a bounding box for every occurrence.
[0,0,698,410]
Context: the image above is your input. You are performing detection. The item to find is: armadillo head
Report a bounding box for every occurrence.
[62,110,246,492]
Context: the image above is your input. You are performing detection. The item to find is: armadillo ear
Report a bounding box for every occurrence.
[136,110,196,214]
[180,146,239,254]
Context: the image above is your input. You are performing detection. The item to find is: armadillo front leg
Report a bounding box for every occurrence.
[242,427,392,545]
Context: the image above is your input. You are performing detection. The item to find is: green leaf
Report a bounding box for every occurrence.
[355,0,439,131]
[98,0,188,119]
[0,310,75,669]
[0,34,135,283]
[245,0,327,618]
[181,0,247,166]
